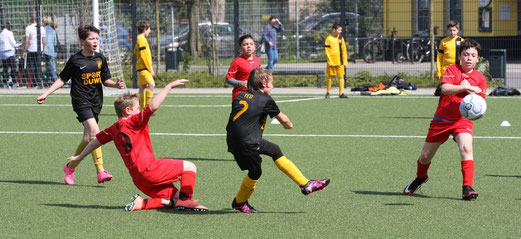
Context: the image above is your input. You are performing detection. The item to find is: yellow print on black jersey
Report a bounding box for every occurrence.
[97,60,102,69]
[82,71,102,85]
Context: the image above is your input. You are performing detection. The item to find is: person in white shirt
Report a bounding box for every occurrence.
[22,17,46,88]
[0,23,17,88]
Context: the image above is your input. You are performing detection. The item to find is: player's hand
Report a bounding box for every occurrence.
[151,71,155,77]
[36,95,46,104]
[460,79,470,86]
[241,81,248,87]
[269,42,274,47]
[116,78,125,89]
[169,79,189,88]
[467,86,482,94]
[67,155,81,163]
[22,52,25,59]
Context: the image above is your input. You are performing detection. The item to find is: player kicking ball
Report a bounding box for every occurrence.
[402,39,486,200]
[68,79,208,212]
[226,68,330,213]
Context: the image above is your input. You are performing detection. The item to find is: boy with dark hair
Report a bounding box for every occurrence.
[403,39,486,200]
[225,34,261,101]
[37,25,125,185]
[134,20,154,110]
[324,23,348,98]
[227,68,329,213]
[68,79,208,212]
[435,20,464,96]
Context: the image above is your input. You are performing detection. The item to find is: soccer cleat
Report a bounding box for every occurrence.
[232,198,259,213]
[63,163,75,185]
[300,178,330,195]
[339,93,348,98]
[125,194,144,212]
[462,186,478,200]
[403,176,429,195]
[325,93,330,99]
[175,199,208,211]
[97,170,113,184]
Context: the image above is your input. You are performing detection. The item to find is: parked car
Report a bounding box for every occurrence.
[293,12,359,57]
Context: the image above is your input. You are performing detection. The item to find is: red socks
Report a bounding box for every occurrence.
[461,160,475,187]
[180,171,196,200]
[143,198,162,210]
[416,160,431,179]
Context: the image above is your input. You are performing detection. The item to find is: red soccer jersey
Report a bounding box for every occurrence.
[435,64,487,121]
[226,55,261,100]
[96,106,160,183]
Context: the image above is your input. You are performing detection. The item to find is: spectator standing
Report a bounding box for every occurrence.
[262,17,284,71]
[43,17,58,84]
[0,23,17,88]
[22,17,46,88]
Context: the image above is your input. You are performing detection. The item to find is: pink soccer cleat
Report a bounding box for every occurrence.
[175,199,208,211]
[300,178,330,195]
[97,170,113,184]
[232,198,259,213]
[63,163,75,185]
[125,194,144,212]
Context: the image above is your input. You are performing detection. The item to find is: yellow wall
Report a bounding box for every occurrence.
[384,0,518,37]
[464,0,518,36]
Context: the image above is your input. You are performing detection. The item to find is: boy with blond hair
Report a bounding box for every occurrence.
[226,68,329,213]
[68,79,208,212]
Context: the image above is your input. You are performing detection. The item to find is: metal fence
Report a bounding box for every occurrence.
[1,0,520,89]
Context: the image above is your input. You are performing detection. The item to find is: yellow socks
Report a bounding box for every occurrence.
[145,89,153,108]
[338,75,345,94]
[68,142,87,168]
[235,175,258,204]
[327,76,334,93]
[274,156,309,186]
[89,137,104,172]
[139,92,146,110]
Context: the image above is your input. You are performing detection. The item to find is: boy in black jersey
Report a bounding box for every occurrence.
[37,25,125,185]
[226,68,330,213]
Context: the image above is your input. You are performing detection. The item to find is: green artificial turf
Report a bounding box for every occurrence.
[0,93,520,238]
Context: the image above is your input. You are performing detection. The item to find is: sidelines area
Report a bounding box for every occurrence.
[0,130,519,139]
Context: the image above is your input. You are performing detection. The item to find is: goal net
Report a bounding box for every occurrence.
[0,0,123,88]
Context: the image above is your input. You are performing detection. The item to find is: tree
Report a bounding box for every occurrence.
[186,0,201,57]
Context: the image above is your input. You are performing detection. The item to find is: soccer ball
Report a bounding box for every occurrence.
[459,94,486,120]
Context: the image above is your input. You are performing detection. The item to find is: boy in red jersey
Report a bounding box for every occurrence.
[403,39,486,200]
[67,79,208,212]
[225,34,261,100]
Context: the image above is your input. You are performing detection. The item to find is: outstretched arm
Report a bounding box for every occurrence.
[103,78,125,89]
[149,79,189,112]
[67,138,103,163]
[275,112,293,129]
[36,78,66,104]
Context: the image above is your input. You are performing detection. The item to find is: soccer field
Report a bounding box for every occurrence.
[1,93,520,238]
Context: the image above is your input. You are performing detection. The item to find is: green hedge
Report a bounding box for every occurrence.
[123,69,503,89]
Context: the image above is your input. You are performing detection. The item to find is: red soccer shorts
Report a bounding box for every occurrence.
[131,159,184,200]
[425,119,474,143]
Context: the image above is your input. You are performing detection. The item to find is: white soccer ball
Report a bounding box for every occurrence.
[459,94,487,120]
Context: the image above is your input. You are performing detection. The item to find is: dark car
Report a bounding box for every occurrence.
[294,12,359,57]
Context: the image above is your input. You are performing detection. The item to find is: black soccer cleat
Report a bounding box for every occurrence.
[339,93,348,98]
[325,93,330,99]
[462,186,478,200]
[301,178,330,195]
[403,176,429,195]
[232,198,259,213]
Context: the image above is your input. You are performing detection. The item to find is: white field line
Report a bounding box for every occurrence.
[0,96,324,108]
[0,130,519,140]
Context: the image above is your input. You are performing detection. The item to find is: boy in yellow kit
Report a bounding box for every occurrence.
[435,20,463,96]
[134,20,155,110]
[324,23,348,99]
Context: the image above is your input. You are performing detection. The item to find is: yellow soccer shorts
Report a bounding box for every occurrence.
[326,65,345,76]
[138,70,154,86]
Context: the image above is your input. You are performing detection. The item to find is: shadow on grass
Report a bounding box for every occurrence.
[0,180,103,188]
[379,116,432,120]
[485,174,521,179]
[384,203,414,206]
[352,190,461,201]
[159,157,234,162]
[158,208,305,215]
[44,203,121,210]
